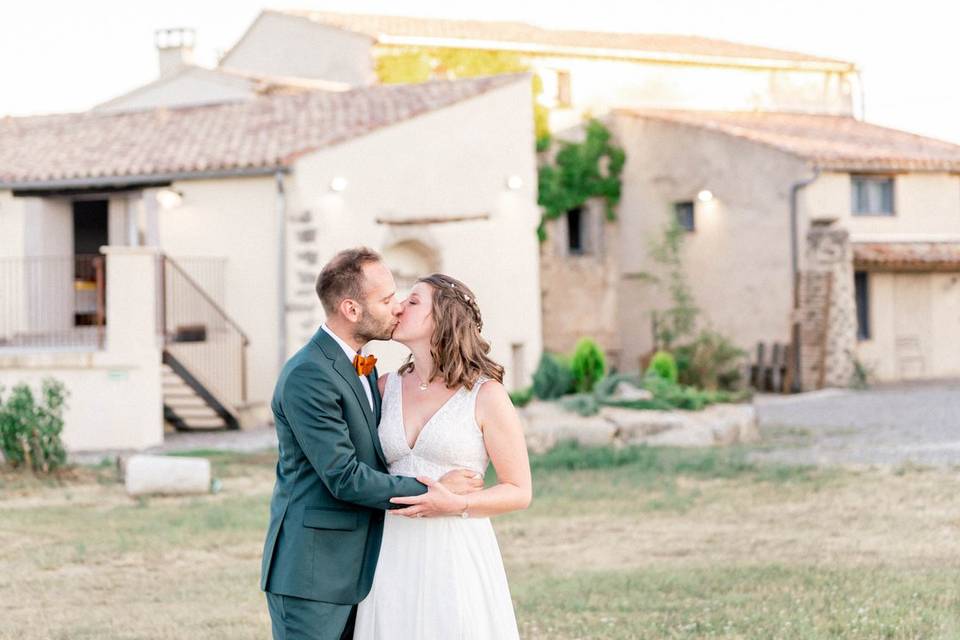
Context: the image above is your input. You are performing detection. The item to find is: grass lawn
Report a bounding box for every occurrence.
[2,444,959,639]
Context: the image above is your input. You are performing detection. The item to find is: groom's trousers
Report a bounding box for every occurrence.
[266,592,357,640]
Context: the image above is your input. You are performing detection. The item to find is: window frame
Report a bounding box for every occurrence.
[851,174,896,217]
[566,206,587,255]
[673,200,695,232]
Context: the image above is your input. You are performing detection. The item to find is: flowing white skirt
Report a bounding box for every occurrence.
[354,513,520,639]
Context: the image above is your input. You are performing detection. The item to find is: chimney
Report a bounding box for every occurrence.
[154,28,196,78]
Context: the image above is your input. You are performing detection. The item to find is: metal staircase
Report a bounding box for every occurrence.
[159,255,249,431]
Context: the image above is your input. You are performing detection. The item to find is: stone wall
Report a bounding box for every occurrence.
[539,199,621,365]
[799,225,856,389]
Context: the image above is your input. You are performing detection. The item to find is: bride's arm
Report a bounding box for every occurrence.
[457,380,532,518]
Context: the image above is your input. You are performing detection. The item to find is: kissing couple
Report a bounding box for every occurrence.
[260,247,532,639]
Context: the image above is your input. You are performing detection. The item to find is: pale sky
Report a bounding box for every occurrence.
[2,0,958,143]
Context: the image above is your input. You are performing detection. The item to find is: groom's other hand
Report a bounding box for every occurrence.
[438,468,484,495]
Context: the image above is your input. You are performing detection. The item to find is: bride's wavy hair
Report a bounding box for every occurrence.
[398,274,504,390]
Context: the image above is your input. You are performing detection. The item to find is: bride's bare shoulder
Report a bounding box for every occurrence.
[476,378,509,409]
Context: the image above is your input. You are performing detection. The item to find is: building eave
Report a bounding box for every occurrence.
[1,166,287,193]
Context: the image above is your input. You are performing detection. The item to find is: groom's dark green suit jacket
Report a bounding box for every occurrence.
[260,327,427,604]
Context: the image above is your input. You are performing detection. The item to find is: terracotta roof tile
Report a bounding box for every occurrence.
[619,109,960,172]
[282,10,853,70]
[853,242,960,271]
[0,74,526,188]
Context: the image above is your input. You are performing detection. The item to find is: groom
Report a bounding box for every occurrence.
[261,247,482,640]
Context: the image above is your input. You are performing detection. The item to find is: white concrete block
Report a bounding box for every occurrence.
[124,454,211,496]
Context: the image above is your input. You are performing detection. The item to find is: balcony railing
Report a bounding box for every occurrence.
[0,255,105,350]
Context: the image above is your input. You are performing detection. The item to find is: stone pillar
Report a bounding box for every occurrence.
[799,226,856,390]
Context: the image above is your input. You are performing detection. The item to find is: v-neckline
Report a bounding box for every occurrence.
[397,373,462,451]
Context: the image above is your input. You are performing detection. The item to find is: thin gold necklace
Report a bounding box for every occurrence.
[413,365,430,391]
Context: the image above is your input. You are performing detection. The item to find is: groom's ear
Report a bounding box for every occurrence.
[338,297,362,323]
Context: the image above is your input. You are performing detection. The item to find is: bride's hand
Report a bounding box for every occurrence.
[438,468,484,495]
[389,476,469,518]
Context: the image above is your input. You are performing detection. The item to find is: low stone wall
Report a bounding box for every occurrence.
[519,400,759,453]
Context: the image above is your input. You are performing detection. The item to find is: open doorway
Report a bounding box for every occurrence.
[72,200,108,326]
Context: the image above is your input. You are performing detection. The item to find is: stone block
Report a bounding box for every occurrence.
[124,454,211,496]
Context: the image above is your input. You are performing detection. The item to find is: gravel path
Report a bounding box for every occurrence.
[751,380,960,467]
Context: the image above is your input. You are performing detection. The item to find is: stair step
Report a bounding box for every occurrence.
[169,408,219,419]
[164,397,208,408]
[179,418,228,428]
[163,389,199,399]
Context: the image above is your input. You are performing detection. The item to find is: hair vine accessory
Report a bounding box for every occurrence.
[441,279,483,331]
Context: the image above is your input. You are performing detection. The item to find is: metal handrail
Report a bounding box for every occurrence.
[161,255,249,345]
[160,253,249,405]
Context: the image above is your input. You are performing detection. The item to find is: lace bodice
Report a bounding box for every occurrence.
[378,373,490,480]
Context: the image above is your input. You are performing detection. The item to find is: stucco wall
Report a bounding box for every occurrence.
[855,271,960,381]
[157,176,280,408]
[220,12,375,86]
[524,56,855,121]
[612,114,812,370]
[802,171,960,239]
[287,79,542,390]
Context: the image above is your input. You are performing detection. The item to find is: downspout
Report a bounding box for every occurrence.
[275,170,288,372]
[788,166,821,392]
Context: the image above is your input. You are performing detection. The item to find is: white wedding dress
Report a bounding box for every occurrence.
[353,373,520,639]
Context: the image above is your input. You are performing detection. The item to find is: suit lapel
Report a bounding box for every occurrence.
[311,328,387,467]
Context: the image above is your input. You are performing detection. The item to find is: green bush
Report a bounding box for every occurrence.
[673,330,747,391]
[509,386,534,407]
[570,338,606,393]
[640,373,749,411]
[646,350,679,383]
[0,378,69,473]
[532,353,575,400]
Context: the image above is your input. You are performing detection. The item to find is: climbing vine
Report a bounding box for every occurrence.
[375,46,550,144]
[536,119,625,241]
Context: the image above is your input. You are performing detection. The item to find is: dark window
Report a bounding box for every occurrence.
[854,271,870,340]
[852,175,894,215]
[674,201,695,231]
[566,207,585,254]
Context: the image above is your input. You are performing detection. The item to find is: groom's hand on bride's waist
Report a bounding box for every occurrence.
[388,472,480,517]
[437,468,484,495]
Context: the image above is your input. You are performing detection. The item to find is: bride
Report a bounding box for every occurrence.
[353,273,532,639]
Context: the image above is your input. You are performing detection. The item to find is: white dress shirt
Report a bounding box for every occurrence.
[321,323,374,410]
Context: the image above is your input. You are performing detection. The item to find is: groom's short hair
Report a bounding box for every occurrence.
[316,247,383,315]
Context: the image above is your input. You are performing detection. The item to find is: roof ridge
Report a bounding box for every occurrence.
[277,9,853,67]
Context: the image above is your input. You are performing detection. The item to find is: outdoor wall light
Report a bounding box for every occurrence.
[506,175,524,190]
[329,176,348,192]
[697,189,714,203]
[156,188,183,209]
